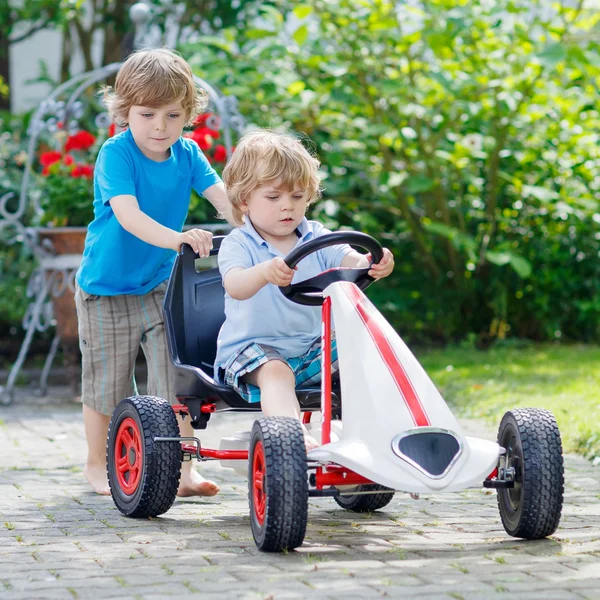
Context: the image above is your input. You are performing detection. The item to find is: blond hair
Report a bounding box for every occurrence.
[102,48,207,127]
[223,130,322,226]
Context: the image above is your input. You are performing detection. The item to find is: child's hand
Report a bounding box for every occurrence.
[262,257,296,287]
[367,248,394,280]
[179,228,213,257]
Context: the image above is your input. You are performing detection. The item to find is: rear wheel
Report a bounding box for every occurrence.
[496,408,564,539]
[334,484,395,512]
[107,396,181,518]
[248,417,308,552]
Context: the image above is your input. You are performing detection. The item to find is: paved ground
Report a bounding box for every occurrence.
[1,387,599,600]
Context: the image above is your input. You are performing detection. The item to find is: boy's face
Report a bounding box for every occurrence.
[127,101,188,161]
[241,178,310,242]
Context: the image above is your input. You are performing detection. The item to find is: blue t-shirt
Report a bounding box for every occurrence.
[214,218,353,370]
[76,129,221,295]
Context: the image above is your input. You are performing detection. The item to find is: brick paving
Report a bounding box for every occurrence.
[1,387,599,599]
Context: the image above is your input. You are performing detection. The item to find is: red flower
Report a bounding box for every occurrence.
[63,154,74,166]
[81,165,94,178]
[189,127,214,150]
[65,131,96,152]
[192,113,210,127]
[40,151,62,166]
[213,145,227,163]
[71,164,94,179]
[42,166,51,176]
[108,123,116,137]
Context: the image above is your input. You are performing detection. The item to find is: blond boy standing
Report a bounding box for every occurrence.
[76,49,231,496]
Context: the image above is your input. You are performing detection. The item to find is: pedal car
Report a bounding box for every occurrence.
[106,232,565,552]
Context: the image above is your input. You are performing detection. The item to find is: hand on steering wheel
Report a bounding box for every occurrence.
[279,231,384,306]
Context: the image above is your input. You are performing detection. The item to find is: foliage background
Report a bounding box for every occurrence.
[183,0,600,345]
[2,0,600,354]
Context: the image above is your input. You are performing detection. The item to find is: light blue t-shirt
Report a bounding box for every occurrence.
[214,218,353,370]
[76,128,221,295]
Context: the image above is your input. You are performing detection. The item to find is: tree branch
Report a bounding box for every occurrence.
[8,18,53,44]
[72,17,95,72]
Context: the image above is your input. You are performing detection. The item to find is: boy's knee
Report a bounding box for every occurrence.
[256,359,294,384]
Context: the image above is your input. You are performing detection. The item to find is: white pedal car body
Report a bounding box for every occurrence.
[107,232,565,553]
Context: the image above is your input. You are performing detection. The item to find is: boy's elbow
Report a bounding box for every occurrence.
[224,286,248,301]
[222,269,250,300]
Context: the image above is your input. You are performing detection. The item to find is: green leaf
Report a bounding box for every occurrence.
[370,18,398,32]
[538,43,566,70]
[429,71,455,92]
[293,5,313,19]
[293,25,309,45]
[260,5,284,24]
[379,79,403,95]
[405,176,434,193]
[427,32,449,52]
[245,29,276,40]
[422,221,477,256]
[567,46,589,67]
[522,185,559,202]
[486,251,531,278]
[486,251,511,266]
[585,50,600,68]
[287,81,306,95]
[435,150,455,162]
[508,254,532,279]
[320,63,348,77]
[195,35,232,52]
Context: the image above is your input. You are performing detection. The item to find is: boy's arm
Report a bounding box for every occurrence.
[110,195,212,257]
[202,182,236,227]
[341,248,394,280]
[223,258,296,301]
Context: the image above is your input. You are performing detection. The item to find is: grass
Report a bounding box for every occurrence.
[418,342,600,460]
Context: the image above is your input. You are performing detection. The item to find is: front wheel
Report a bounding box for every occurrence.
[496,408,564,539]
[248,417,308,552]
[334,484,395,512]
[107,396,182,518]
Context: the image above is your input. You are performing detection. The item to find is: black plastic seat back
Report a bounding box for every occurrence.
[163,237,341,411]
[164,240,226,377]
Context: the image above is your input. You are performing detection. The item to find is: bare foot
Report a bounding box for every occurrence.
[84,463,110,495]
[178,466,220,497]
[303,427,320,452]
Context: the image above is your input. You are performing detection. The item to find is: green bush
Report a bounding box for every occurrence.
[0,112,36,348]
[184,0,600,343]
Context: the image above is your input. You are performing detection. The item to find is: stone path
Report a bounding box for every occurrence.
[1,388,599,599]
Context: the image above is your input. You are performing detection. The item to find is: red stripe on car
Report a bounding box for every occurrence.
[340,282,430,427]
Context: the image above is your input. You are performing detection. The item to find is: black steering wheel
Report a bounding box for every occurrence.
[279,231,384,306]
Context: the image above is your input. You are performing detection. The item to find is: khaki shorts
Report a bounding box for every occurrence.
[75,281,176,415]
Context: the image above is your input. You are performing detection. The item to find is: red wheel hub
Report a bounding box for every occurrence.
[115,417,142,494]
[252,440,266,525]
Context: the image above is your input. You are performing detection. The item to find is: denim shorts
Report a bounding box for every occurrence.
[222,336,338,403]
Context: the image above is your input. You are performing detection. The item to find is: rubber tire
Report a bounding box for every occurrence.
[334,484,395,512]
[248,417,308,552]
[497,408,564,539]
[107,395,182,518]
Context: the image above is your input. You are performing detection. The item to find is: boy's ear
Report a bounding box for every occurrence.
[239,199,249,214]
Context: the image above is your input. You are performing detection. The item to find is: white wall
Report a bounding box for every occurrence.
[9,23,105,114]
[10,28,63,113]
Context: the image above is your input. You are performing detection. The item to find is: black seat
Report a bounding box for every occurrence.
[163,240,340,411]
